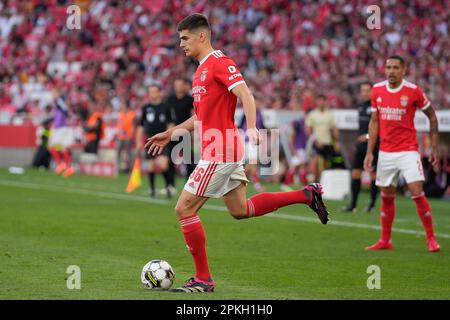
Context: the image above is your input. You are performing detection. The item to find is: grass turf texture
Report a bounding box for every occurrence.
[0,168,449,300]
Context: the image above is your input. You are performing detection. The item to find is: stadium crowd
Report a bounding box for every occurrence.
[0,0,449,126]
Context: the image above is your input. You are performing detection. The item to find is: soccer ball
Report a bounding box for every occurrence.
[141,259,175,290]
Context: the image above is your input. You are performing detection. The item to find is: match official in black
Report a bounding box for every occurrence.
[342,82,379,213]
[136,84,175,198]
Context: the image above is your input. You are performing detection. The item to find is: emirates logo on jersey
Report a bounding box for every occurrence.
[192,86,207,94]
[400,95,408,107]
[200,68,208,81]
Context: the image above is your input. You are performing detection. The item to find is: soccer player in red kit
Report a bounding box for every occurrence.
[364,55,441,253]
[144,13,329,293]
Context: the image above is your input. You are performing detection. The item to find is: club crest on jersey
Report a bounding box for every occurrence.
[200,68,208,81]
[400,95,408,107]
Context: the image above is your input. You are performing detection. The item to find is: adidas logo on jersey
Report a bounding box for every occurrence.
[188,181,195,189]
[377,97,382,103]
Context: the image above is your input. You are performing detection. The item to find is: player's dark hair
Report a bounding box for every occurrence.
[177,13,210,33]
[387,55,405,67]
[360,81,372,88]
[148,83,161,91]
[316,94,326,100]
[174,77,188,84]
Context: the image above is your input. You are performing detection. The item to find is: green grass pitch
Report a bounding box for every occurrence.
[0,168,449,300]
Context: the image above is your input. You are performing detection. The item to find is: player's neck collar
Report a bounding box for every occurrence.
[386,79,405,93]
[199,50,220,65]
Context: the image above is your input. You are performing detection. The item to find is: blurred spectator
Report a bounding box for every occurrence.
[32,116,52,169]
[239,98,267,192]
[48,88,75,177]
[117,101,135,172]
[424,160,449,199]
[83,104,104,154]
[289,118,308,186]
[305,94,340,181]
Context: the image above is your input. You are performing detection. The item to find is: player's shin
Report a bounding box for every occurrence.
[179,214,211,282]
[245,189,310,218]
[62,150,72,167]
[350,178,361,208]
[380,192,395,242]
[148,173,155,193]
[50,148,62,165]
[412,192,436,240]
[370,180,378,205]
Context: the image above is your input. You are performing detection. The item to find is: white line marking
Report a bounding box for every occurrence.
[1,179,449,239]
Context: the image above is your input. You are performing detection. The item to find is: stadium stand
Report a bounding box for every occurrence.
[0,0,448,126]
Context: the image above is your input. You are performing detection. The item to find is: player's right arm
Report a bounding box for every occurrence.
[364,111,379,172]
[144,115,197,155]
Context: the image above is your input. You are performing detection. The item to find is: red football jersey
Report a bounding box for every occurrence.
[371,79,430,152]
[192,50,246,162]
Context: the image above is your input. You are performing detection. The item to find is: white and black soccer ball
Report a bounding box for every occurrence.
[141,259,175,290]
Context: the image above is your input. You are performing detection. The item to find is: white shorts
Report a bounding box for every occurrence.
[376,151,425,187]
[291,148,307,166]
[49,127,74,149]
[184,160,249,198]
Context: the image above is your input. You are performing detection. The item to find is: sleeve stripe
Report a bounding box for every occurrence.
[421,101,431,111]
[370,107,377,112]
[228,80,246,91]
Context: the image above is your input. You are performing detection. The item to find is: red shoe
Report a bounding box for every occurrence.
[366,239,393,250]
[63,166,75,177]
[55,163,66,175]
[427,237,440,252]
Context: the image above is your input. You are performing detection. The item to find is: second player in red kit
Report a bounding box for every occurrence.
[364,55,441,253]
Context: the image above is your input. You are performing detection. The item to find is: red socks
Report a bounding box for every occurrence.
[251,173,260,184]
[62,150,72,168]
[378,192,436,243]
[284,169,294,185]
[300,168,307,186]
[50,149,62,165]
[179,214,211,282]
[412,192,436,240]
[380,192,395,242]
[179,190,310,280]
[246,189,310,218]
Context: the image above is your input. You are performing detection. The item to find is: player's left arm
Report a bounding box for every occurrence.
[232,83,262,145]
[422,106,440,166]
[417,87,440,166]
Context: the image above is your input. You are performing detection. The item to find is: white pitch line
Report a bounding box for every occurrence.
[1,178,449,239]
